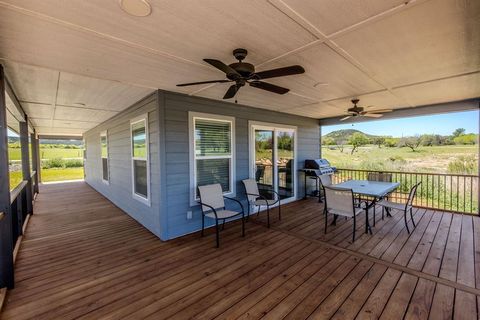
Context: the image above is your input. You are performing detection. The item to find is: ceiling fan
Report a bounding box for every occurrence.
[340,99,393,121]
[176,48,305,99]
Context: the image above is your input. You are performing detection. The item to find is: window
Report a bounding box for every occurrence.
[100,131,109,183]
[189,112,235,203]
[131,115,150,204]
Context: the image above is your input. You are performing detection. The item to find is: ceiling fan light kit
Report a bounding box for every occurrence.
[177,48,305,100]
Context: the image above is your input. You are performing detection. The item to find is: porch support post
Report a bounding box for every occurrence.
[0,64,15,289]
[20,118,32,214]
[319,123,322,158]
[31,131,39,194]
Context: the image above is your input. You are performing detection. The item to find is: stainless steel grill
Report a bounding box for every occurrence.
[301,159,337,201]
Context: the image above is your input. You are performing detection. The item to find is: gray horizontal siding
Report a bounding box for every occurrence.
[84,92,162,238]
[161,91,320,240]
[83,89,320,242]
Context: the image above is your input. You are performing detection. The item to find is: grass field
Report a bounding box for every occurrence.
[8,145,85,187]
[9,167,84,190]
[41,167,84,182]
[322,144,479,174]
[8,147,84,160]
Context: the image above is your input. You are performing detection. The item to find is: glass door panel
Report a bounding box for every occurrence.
[254,129,274,193]
[277,130,294,200]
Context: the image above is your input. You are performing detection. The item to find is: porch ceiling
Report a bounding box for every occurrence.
[0,0,479,136]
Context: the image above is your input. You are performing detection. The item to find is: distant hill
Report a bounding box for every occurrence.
[323,129,377,141]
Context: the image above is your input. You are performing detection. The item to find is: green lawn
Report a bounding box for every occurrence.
[9,171,23,191]
[9,167,84,190]
[41,167,84,182]
[322,145,478,174]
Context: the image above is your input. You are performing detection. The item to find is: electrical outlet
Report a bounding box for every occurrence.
[187,211,193,220]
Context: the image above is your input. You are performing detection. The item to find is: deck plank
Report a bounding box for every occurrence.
[1,182,478,319]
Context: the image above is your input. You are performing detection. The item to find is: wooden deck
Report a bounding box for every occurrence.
[2,181,479,319]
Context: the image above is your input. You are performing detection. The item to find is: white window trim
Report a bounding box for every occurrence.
[248,120,298,204]
[100,130,109,185]
[189,111,236,206]
[130,113,151,206]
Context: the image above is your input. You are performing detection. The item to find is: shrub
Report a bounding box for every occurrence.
[64,159,84,168]
[453,134,478,145]
[42,158,64,169]
[447,155,478,174]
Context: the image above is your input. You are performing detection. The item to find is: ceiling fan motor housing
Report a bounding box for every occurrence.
[228,62,255,78]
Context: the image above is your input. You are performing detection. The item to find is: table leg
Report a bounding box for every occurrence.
[365,207,369,234]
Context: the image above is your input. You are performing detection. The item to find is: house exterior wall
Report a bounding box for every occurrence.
[159,90,320,240]
[84,92,162,238]
[84,89,320,241]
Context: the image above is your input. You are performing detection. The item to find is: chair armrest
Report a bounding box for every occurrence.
[197,201,218,219]
[223,196,245,214]
[257,186,281,202]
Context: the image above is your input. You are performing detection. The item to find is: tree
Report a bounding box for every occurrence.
[334,138,347,153]
[383,138,398,148]
[371,136,385,148]
[453,133,478,145]
[399,136,422,151]
[452,128,466,138]
[321,137,335,146]
[348,132,369,154]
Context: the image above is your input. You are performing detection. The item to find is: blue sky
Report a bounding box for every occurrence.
[322,110,479,137]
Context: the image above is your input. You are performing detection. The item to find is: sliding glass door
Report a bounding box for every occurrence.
[251,123,296,203]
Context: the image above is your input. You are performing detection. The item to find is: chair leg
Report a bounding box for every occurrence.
[404,210,410,234]
[324,211,328,234]
[373,206,376,227]
[201,215,204,237]
[278,201,281,221]
[352,215,356,242]
[222,219,226,230]
[267,206,270,228]
[215,220,220,248]
[257,205,260,217]
[246,202,250,222]
[382,207,384,220]
[242,213,245,237]
[410,208,416,228]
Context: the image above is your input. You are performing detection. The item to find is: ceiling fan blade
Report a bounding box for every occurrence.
[363,113,383,118]
[203,59,240,78]
[223,84,238,99]
[176,80,231,87]
[249,81,289,94]
[340,116,352,121]
[368,109,393,113]
[254,65,305,80]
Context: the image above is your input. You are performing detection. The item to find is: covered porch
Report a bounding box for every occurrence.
[2,181,479,319]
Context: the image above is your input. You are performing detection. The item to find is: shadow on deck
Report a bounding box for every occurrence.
[2,181,479,319]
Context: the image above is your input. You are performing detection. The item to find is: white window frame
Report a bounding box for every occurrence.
[130,114,151,206]
[248,120,298,204]
[100,130,109,184]
[189,112,235,206]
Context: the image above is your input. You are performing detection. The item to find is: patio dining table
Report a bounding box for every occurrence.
[334,180,400,234]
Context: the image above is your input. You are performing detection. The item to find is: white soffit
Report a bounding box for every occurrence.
[197,84,318,112]
[254,43,384,101]
[280,0,408,36]
[393,72,480,107]
[332,0,480,87]
[3,61,154,136]
[0,0,478,135]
